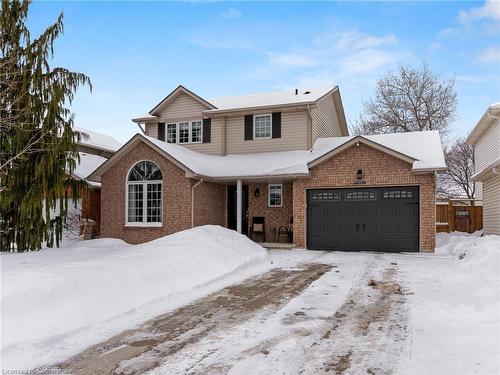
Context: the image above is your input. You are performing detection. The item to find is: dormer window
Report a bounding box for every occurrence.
[254,114,272,139]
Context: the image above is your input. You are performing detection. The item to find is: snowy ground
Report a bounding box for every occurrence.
[2,230,499,374]
[0,226,270,369]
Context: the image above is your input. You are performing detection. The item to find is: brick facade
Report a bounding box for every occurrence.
[247,182,293,242]
[292,143,436,251]
[193,181,226,228]
[100,140,436,252]
[101,142,193,244]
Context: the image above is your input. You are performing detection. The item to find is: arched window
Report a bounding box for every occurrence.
[126,161,163,225]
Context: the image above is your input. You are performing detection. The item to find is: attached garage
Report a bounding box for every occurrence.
[307,186,420,252]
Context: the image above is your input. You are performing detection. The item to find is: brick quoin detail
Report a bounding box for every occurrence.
[292,143,436,252]
[247,182,293,242]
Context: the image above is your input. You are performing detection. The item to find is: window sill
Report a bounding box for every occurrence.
[124,223,163,228]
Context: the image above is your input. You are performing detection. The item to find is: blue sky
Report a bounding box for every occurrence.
[29,1,500,143]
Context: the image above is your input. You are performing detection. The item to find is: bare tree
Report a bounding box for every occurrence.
[442,137,475,199]
[353,63,457,137]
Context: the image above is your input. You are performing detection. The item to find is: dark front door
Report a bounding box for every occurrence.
[307,186,419,252]
[227,185,249,235]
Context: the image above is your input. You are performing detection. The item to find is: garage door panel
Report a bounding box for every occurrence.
[358,205,377,217]
[307,187,419,252]
[326,221,343,233]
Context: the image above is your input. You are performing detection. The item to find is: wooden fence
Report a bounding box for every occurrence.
[436,202,483,233]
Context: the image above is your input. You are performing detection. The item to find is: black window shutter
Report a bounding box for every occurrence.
[244,115,253,140]
[158,123,165,141]
[203,118,211,143]
[272,112,281,139]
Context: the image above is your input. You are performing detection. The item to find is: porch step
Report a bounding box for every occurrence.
[258,242,296,250]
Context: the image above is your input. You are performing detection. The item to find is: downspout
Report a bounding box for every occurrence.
[191,178,204,227]
[306,103,313,149]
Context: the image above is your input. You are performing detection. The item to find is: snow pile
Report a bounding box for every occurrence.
[1,226,269,369]
[402,232,500,374]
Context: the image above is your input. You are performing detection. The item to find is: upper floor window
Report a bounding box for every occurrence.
[191,121,202,143]
[126,161,162,226]
[166,121,202,144]
[167,123,176,143]
[254,114,272,139]
[268,183,283,207]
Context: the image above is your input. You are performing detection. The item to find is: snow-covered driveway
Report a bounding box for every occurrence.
[50,235,500,374]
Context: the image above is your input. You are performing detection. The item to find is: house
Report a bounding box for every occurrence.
[71,127,122,235]
[88,85,446,252]
[467,103,500,235]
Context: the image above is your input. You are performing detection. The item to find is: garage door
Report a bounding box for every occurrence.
[307,187,419,252]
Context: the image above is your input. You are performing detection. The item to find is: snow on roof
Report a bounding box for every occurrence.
[467,102,500,144]
[314,131,447,171]
[75,127,122,152]
[141,130,445,179]
[207,87,334,112]
[72,152,107,187]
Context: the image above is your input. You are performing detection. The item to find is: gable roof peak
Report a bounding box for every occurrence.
[149,85,216,116]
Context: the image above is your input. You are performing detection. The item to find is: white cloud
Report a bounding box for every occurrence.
[267,53,317,67]
[333,31,397,51]
[339,49,400,75]
[429,42,442,51]
[459,0,500,23]
[222,8,242,19]
[477,46,500,62]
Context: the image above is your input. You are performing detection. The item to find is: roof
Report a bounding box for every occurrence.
[206,87,335,113]
[148,85,216,116]
[75,127,122,153]
[72,152,108,188]
[88,130,446,182]
[134,86,339,121]
[466,102,500,144]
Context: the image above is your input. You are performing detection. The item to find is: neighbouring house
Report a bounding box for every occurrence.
[88,85,446,252]
[70,127,122,236]
[467,103,500,235]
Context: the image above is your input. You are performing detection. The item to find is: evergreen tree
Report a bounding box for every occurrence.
[0,0,91,251]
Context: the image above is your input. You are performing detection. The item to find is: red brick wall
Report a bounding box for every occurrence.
[101,141,193,244]
[193,181,226,227]
[247,182,293,242]
[293,143,436,251]
[82,188,101,234]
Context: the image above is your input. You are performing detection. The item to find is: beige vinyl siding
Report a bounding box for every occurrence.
[144,123,158,138]
[475,120,500,173]
[226,110,309,154]
[157,92,208,119]
[183,118,223,155]
[144,93,223,155]
[310,93,342,144]
[483,175,500,235]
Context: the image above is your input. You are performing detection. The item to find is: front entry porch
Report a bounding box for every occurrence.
[226,180,294,244]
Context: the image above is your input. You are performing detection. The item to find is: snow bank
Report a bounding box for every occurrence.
[402,232,500,374]
[1,226,269,369]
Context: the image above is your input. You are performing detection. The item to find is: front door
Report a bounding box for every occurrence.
[227,185,249,235]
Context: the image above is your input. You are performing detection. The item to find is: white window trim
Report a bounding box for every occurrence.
[164,120,203,144]
[268,183,283,207]
[125,161,163,227]
[253,113,272,140]
[190,120,203,144]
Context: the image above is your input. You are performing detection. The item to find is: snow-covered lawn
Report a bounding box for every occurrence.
[0,226,270,369]
[1,229,499,373]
